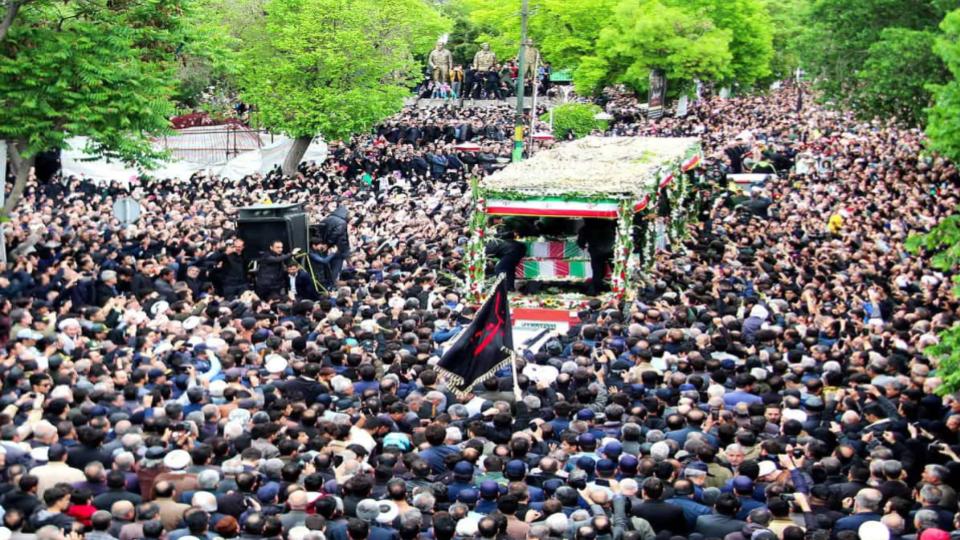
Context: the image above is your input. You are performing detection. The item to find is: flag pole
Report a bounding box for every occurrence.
[505,347,522,401]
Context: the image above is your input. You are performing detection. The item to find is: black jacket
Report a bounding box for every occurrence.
[633,500,688,535]
[208,250,247,287]
[319,208,351,254]
[255,251,293,293]
[577,219,616,257]
[1,489,41,517]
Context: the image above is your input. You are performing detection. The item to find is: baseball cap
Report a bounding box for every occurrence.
[602,441,623,459]
[505,459,527,479]
[257,482,280,503]
[457,489,479,504]
[732,476,753,492]
[619,455,639,474]
[479,480,500,499]
[453,461,473,477]
[596,459,616,473]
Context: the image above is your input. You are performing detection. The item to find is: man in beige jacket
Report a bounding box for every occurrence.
[29,443,85,498]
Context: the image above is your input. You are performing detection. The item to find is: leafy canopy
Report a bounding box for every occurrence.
[457,0,616,73]
[238,0,449,142]
[798,0,949,112]
[454,0,771,95]
[855,28,946,126]
[765,0,810,79]
[684,0,773,87]
[0,0,203,165]
[927,8,960,161]
[575,0,733,96]
[541,103,608,140]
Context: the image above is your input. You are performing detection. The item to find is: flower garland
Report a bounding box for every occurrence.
[644,213,657,269]
[611,200,635,298]
[464,178,488,303]
[669,169,687,242]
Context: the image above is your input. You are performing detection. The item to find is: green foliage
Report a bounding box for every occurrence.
[578,0,733,96]
[928,9,960,161]
[456,0,771,96]
[446,15,488,66]
[905,212,960,394]
[456,0,616,72]
[171,0,243,108]
[238,0,449,142]
[799,0,949,113]
[541,103,608,139]
[855,28,945,126]
[765,0,810,79]
[685,0,773,87]
[0,0,198,165]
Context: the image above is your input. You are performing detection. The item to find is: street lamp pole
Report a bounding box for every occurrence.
[512,0,529,163]
[527,53,539,156]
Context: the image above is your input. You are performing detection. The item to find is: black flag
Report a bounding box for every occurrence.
[437,278,514,395]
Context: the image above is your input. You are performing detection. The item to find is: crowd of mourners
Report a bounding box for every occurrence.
[0,83,959,540]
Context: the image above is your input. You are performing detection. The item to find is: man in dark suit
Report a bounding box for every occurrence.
[255,240,295,301]
[93,471,142,510]
[280,363,328,404]
[695,493,747,538]
[831,488,883,539]
[485,231,526,291]
[631,478,687,536]
[95,270,120,307]
[828,466,870,502]
[577,218,616,295]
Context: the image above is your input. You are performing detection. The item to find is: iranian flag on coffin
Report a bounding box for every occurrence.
[525,240,587,259]
[681,154,702,172]
[517,259,593,280]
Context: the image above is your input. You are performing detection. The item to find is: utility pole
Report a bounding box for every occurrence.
[795,65,803,113]
[527,53,539,156]
[512,0,529,163]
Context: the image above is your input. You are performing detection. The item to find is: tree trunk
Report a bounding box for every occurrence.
[0,1,26,43]
[281,135,313,177]
[4,139,33,217]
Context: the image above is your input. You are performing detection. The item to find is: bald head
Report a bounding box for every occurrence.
[84,462,105,481]
[111,500,135,520]
[288,490,309,510]
[854,488,882,514]
[154,481,174,499]
[114,420,133,436]
[882,512,905,535]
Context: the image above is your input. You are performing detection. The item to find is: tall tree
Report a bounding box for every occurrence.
[0,0,204,216]
[457,0,616,75]
[238,0,448,174]
[799,0,948,107]
[927,8,960,160]
[686,0,774,87]
[854,28,946,126]
[906,8,960,396]
[575,0,733,96]
[765,0,810,80]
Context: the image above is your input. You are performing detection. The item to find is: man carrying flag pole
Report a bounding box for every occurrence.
[437,275,516,397]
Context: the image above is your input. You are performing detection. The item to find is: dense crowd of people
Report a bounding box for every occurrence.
[0,83,958,540]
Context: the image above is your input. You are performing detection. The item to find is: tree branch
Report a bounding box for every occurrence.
[0,0,25,43]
